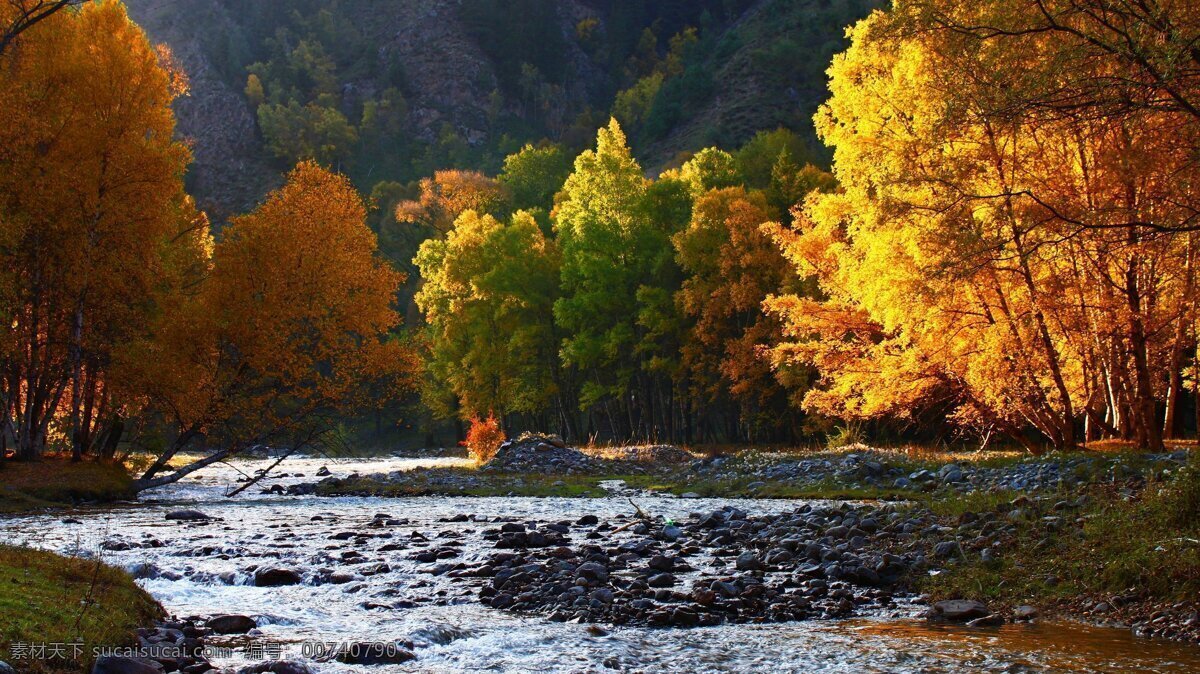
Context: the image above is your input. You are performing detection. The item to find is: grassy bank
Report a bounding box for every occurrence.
[918,457,1200,634]
[0,459,135,514]
[0,546,163,672]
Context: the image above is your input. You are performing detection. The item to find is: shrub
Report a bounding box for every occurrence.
[462,413,506,463]
[826,422,865,449]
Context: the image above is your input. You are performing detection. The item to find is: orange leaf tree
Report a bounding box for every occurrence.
[0,0,192,461]
[133,162,416,489]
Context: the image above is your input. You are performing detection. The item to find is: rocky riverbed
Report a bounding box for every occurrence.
[3,453,1200,673]
[307,437,1193,501]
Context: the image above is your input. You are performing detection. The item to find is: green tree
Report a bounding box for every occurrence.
[414,210,560,420]
[257,100,358,167]
[678,147,741,196]
[497,143,572,213]
[553,120,683,438]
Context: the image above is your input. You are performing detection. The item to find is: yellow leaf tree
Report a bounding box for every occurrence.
[767,0,1199,451]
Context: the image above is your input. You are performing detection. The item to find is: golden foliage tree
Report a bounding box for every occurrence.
[0,0,192,461]
[394,170,511,237]
[134,162,416,489]
[766,0,1200,451]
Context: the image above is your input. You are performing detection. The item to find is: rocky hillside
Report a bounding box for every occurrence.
[123,0,874,221]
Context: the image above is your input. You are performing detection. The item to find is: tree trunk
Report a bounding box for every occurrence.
[132,446,241,492]
[1126,247,1164,452]
[68,303,84,462]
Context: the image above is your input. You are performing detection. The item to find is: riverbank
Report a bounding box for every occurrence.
[0,459,134,514]
[0,546,163,673]
[918,458,1200,644]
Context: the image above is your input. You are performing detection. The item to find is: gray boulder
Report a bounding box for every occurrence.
[91,656,163,674]
[254,568,302,586]
[735,552,764,571]
[165,510,210,521]
[205,614,257,634]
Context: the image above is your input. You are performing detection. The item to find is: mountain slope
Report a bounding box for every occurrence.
[122,0,875,220]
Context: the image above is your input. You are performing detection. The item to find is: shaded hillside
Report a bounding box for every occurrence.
[638,0,881,169]
[122,0,874,221]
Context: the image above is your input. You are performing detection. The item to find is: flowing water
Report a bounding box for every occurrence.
[4,456,1200,673]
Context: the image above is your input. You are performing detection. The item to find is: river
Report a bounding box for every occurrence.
[3,456,1200,673]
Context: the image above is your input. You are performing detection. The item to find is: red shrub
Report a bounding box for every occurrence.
[462,413,505,463]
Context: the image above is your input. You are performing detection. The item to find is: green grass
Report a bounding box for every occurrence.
[0,546,163,672]
[918,456,1200,610]
[0,459,134,514]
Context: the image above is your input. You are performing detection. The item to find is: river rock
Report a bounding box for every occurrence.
[736,552,764,571]
[933,541,960,559]
[648,573,677,588]
[205,614,257,634]
[165,510,210,522]
[931,599,990,622]
[91,656,163,674]
[647,555,674,572]
[1014,605,1040,621]
[575,562,608,584]
[254,568,302,586]
[482,434,600,474]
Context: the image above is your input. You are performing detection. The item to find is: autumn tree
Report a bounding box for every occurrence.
[0,0,192,461]
[0,0,81,56]
[394,170,511,238]
[766,0,1200,451]
[133,162,415,490]
[675,187,809,440]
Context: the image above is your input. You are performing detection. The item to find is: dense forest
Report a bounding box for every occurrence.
[2,0,1199,483]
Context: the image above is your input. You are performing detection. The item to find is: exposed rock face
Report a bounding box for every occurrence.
[122,0,277,225]
[121,0,603,222]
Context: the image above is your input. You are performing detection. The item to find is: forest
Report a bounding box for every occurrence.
[3,2,1200,673]
[1,0,1199,481]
